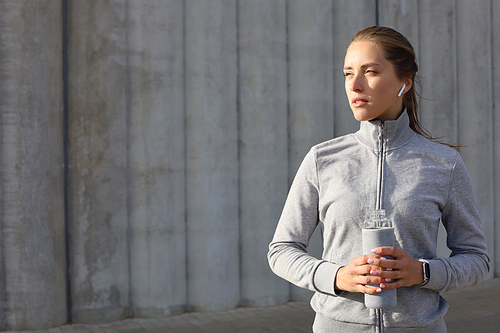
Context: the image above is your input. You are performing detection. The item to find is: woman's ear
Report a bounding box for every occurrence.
[398,76,413,97]
[404,75,413,92]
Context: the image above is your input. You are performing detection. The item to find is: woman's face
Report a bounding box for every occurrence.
[343,41,409,122]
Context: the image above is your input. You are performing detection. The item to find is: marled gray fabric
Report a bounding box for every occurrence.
[312,312,447,333]
[268,111,489,332]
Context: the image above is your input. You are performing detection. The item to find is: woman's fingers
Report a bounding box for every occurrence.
[371,246,404,257]
[367,247,425,287]
[359,285,384,294]
[368,256,397,269]
[336,254,391,293]
[335,250,422,293]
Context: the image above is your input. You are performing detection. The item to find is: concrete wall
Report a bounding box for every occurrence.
[0,1,66,330]
[0,0,498,330]
[185,0,239,313]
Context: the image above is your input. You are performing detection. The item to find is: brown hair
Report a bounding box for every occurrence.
[350,26,456,148]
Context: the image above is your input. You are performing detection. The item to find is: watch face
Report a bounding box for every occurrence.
[419,260,430,286]
[423,262,430,278]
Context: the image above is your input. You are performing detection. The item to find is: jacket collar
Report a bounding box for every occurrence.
[354,110,415,151]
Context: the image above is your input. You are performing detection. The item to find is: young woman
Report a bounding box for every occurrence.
[268,26,489,332]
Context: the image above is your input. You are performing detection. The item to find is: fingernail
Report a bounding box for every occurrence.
[380,283,386,288]
[386,268,393,271]
[376,288,382,293]
[385,278,391,282]
[371,248,378,254]
[368,259,374,264]
[370,270,377,275]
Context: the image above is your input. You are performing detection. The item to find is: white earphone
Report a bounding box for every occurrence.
[398,83,406,97]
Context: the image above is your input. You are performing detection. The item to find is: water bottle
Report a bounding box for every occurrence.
[362,209,397,308]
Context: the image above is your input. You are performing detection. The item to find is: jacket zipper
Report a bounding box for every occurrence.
[376,123,385,211]
[376,123,385,333]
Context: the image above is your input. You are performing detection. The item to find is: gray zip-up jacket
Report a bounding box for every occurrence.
[268,111,490,332]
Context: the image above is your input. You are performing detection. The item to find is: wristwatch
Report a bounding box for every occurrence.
[418,259,430,286]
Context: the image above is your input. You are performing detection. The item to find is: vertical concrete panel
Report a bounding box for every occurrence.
[68,1,130,323]
[378,0,420,55]
[377,0,420,93]
[456,0,494,279]
[238,0,288,307]
[418,0,456,258]
[127,0,186,317]
[185,0,239,312]
[0,1,66,330]
[418,0,457,141]
[332,0,376,136]
[492,0,500,277]
[378,0,420,51]
[288,0,334,302]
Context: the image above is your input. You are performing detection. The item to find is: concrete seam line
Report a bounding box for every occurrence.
[62,0,72,324]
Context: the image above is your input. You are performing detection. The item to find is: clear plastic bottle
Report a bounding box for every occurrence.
[362,209,397,308]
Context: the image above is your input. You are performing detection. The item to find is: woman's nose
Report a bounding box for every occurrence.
[349,75,363,92]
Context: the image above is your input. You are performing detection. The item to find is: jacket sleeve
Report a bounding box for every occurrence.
[267,148,342,296]
[424,153,490,292]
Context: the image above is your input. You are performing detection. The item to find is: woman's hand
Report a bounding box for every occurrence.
[368,247,424,289]
[334,253,390,294]
[334,247,424,294]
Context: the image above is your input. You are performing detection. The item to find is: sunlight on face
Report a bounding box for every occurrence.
[343,41,408,122]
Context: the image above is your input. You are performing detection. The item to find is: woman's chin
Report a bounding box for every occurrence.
[351,110,373,122]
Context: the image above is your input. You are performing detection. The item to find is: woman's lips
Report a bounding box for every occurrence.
[352,97,368,108]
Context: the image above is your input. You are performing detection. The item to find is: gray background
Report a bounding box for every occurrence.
[0,0,498,330]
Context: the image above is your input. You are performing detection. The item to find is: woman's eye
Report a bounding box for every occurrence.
[343,72,352,77]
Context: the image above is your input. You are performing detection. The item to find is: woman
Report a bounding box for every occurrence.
[268,26,489,332]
